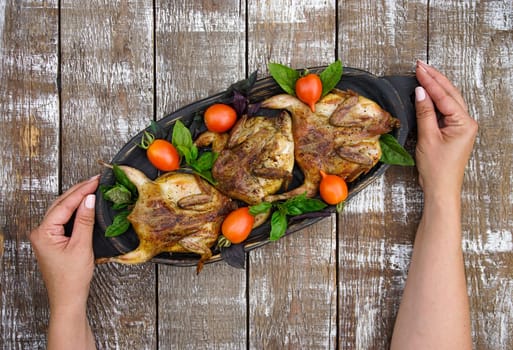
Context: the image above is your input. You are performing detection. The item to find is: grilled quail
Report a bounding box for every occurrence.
[261,89,400,202]
[96,166,235,273]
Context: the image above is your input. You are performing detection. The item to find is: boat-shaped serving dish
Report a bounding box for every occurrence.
[91,67,418,268]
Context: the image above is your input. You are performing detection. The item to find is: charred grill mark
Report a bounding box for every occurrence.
[329,95,359,126]
[108,168,233,270]
[177,194,213,209]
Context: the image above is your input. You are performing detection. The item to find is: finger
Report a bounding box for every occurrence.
[414,86,440,140]
[46,175,100,214]
[416,64,467,119]
[69,194,96,249]
[416,60,467,111]
[43,176,100,228]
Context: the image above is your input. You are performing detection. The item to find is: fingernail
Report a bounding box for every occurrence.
[88,174,101,182]
[85,194,96,209]
[416,59,428,72]
[415,86,426,102]
[417,59,429,67]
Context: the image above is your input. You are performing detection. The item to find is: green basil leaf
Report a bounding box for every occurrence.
[283,204,303,216]
[103,185,132,205]
[105,211,131,237]
[268,63,299,96]
[379,134,415,166]
[172,120,194,151]
[99,184,112,195]
[281,192,327,216]
[173,120,200,166]
[269,210,288,241]
[249,202,272,216]
[190,144,199,161]
[177,145,193,164]
[112,202,129,210]
[194,169,217,185]
[319,60,343,96]
[192,151,218,172]
[113,164,137,196]
[287,198,327,215]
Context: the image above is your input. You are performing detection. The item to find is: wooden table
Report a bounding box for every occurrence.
[2,1,512,348]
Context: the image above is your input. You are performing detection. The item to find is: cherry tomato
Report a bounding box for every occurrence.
[295,73,322,112]
[319,170,348,205]
[204,103,237,133]
[147,139,180,171]
[221,207,255,244]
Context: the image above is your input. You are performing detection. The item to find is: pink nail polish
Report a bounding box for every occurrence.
[416,60,428,73]
[85,194,96,209]
[415,86,426,102]
[88,174,101,182]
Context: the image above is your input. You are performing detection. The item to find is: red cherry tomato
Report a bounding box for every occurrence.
[295,73,323,112]
[204,103,237,133]
[146,139,180,171]
[221,207,255,244]
[319,170,348,205]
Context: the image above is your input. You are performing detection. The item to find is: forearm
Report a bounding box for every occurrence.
[48,304,96,350]
[391,194,471,349]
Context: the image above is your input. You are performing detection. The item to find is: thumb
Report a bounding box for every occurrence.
[69,194,96,248]
[415,86,439,140]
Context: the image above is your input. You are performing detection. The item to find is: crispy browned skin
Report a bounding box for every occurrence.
[195,112,294,205]
[96,166,235,273]
[261,89,400,202]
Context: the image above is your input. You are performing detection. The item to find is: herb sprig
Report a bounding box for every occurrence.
[250,193,327,241]
[379,134,415,166]
[100,164,137,237]
[171,120,218,184]
[268,60,343,97]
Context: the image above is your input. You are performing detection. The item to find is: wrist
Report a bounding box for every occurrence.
[420,192,462,240]
[48,300,96,350]
[422,187,461,208]
[49,294,89,321]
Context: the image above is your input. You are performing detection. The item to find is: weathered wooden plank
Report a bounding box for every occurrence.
[247,1,338,348]
[337,0,427,348]
[155,0,246,118]
[155,1,248,348]
[338,0,428,75]
[0,0,59,348]
[60,0,156,348]
[429,1,513,348]
[248,217,338,349]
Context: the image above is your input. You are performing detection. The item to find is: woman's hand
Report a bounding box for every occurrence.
[30,175,99,312]
[391,62,475,350]
[414,60,478,200]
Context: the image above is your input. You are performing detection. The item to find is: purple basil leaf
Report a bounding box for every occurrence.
[232,91,248,117]
[220,244,246,269]
[247,102,262,117]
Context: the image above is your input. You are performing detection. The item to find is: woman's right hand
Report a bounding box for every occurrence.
[414,60,478,200]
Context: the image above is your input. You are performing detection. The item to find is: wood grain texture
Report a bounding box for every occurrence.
[155,1,248,348]
[155,0,246,118]
[339,0,428,75]
[337,0,427,348]
[249,217,338,349]
[248,0,336,73]
[247,1,338,348]
[429,1,513,348]
[60,0,156,348]
[2,1,513,348]
[0,0,59,348]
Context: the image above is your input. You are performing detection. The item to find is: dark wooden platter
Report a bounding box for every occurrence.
[91,67,418,267]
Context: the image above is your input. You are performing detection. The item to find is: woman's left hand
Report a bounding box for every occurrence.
[30,175,100,312]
